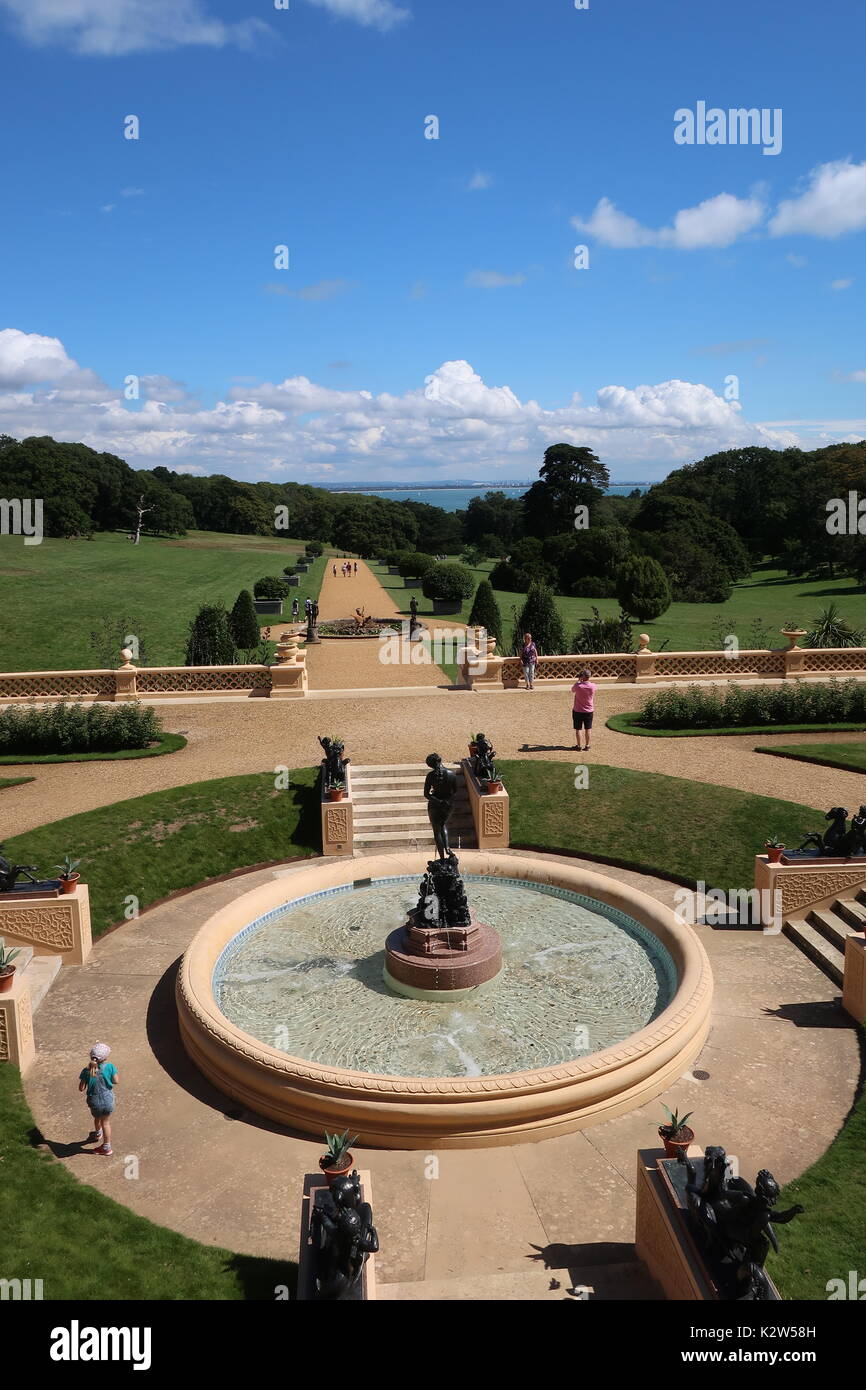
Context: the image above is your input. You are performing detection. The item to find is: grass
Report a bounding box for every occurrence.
[0,530,334,671]
[0,775,34,790]
[372,559,866,656]
[3,767,322,939]
[1,761,859,1298]
[0,1066,297,1300]
[607,711,866,738]
[770,1029,865,1301]
[754,740,866,776]
[0,733,187,765]
[502,759,822,890]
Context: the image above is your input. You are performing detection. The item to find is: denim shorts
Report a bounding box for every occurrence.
[88,1092,115,1118]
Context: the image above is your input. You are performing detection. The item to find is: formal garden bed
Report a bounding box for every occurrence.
[0,701,185,763]
[608,681,866,737]
[317,617,401,637]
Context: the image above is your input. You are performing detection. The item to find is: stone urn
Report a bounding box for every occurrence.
[780,628,807,650]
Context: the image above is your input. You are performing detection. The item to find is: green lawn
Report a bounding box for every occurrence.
[0,530,334,671]
[0,1066,297,1300]
[503,759,821,890]
[0,775,34,790]
[755,739,866,776]
[3,761,861,1299]
[608,712,866,738]
[373,559,866,656]
[0,733,187,765]
[4,767,322,939]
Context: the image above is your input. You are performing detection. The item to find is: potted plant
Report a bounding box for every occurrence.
[485,777,505,794]
[0,944,21,994]
[469,733,480,756]
[764,835,785,864]
[319,1128,358,1186]
[55,855,81,894]
[328,779,346,802]
[658,1105,694,1158]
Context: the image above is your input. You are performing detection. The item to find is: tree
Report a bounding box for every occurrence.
[229,590,260,650]
[396,551,434,578]
[489,536,556,591]
[461,491,524,548]
[185,605,236,666]
[467,579,503,644]
[573,606,633,654]
[615,556,672,621]
[422,562,474,602]
[511,581,566,655]
[254,575,290,599]
[522,444,610,539]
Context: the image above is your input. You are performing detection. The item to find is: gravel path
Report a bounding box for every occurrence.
[300,559,451,689]
[4,681,864,834]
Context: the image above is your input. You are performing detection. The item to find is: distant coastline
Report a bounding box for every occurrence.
[326,481,650,492]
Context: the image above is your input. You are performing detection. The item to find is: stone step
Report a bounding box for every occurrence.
[807,907,866,953]
[378,1261,661,1302]
[836,897,866,930]
[354,829,477,848]
[354,811,475,822]
[22,954,63,1014]
[784,918,845,985]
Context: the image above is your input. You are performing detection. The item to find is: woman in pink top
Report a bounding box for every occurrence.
[571,667,596,751]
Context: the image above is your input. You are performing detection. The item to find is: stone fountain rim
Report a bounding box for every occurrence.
[177,849,712,1097]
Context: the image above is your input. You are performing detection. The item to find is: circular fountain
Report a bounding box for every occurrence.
[176,851,712,1148]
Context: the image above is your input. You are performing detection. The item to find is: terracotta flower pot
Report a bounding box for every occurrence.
[319,1153,353,1186]
[0,967,16,994]
[659,1125,694,1159]
[59,873,80,894]
[328,788,345,802]
[469,743,478,756]
[765,847,785,864]
[485,780,504,794]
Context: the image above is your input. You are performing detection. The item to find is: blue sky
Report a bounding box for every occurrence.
[0,0,864,483]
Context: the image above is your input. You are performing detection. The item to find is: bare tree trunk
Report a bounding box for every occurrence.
[133,495,154,545]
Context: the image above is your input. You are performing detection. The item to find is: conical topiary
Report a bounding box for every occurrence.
[185,604,237,667]
[228,589,260,651]
[511,580,567,655]
[467,579,503,645]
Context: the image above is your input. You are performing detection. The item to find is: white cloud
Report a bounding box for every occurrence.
[839,369,866,382]
[121,187,145,197]
[0,328,79,388]
[0,0,269,55]
[468,171,492,191]
[465,269,526,288]
[830,278,853,291]
[303,0,410,31]
[100,204,116,213]
[769,159,866,238]
[573,192,765,250]
[265,279,352,301]
[0,329,818,479]
[786,252,807,267]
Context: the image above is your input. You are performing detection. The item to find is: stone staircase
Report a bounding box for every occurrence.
[350,763,476,855]
[784,890,866,985]
[1,939,63,1014]
[379,1256,662,1302]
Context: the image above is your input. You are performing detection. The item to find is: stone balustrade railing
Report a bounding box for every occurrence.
[0,633,309,702]
[461,635,866,689]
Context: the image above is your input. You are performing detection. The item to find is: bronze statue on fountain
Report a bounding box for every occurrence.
[423,752,457,859]
[318,736,349,793]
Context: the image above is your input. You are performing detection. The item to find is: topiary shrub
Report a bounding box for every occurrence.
[228,589,260,651]
[422,562,475,603]
[397,551,435,579]
[185,604,237,666]
[254,576,290,600]
[511,580,567,655]
[467,579,503,645]
[304,541,324,557]
[616,556,672,622]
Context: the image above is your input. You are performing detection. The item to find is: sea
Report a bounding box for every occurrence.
[330,484,650,512]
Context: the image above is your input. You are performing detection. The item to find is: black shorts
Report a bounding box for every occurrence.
[572,711,594,730]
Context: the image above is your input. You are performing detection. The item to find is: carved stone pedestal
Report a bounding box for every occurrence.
[0,884,91,964]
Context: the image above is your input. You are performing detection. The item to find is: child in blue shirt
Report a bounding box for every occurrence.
[78,1042,118,1155]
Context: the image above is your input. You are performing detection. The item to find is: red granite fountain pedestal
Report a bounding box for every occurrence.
[384,907,503,999]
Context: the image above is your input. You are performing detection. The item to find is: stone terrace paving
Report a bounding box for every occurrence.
[6,558,865,1298]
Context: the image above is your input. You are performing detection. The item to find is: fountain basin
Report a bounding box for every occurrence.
[176,851,712,1148]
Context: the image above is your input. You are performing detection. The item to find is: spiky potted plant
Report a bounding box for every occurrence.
[319,1128,358,1186]
[0,944,21,994]
[780,619,807,651]
[658,1105,694,1159]
[55,855,81,894]
[328,778,345,802]
[764,835,785,864]
[469,733,479,756]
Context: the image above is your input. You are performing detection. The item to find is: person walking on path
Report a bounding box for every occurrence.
[78,1042,118,1155]
[520,632,538,690]
[333,564,337,577]
[291,597,299,621]
[354,561,358,574]
[571,667,596,751]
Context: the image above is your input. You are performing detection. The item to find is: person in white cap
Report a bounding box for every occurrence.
[77,1042,118,1155]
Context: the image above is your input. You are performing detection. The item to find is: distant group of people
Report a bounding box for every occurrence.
[519,631,596,751]
[333,561,358,577]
